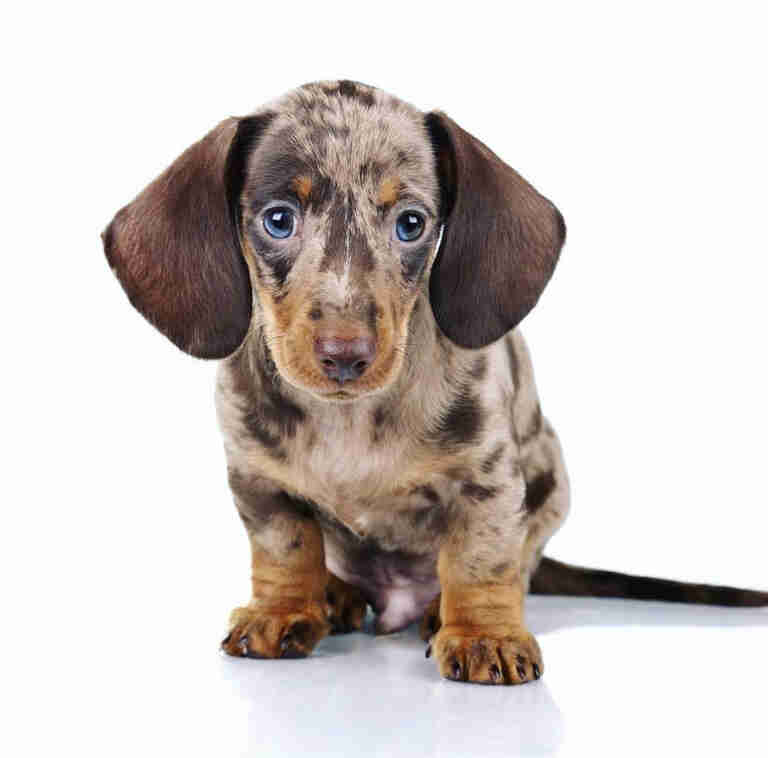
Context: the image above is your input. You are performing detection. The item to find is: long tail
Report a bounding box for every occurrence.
[530,557,768,607]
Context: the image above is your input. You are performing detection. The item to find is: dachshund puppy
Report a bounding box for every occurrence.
[103,81,767,684]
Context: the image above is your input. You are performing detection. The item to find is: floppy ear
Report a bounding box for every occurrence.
[102,113,273,359]
[425,112,566,348]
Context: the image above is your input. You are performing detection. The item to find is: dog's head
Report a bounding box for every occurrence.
[103,81,564,400]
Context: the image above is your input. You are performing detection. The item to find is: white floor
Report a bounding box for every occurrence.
[14,595,766,758]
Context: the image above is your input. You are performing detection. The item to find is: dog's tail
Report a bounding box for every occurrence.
[530,557,768,607]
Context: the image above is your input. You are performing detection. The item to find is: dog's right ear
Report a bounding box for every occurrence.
[425,112,565,349]
[102,113,274,359]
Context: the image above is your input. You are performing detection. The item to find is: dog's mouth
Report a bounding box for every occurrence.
[323,389,358,401]
[265,308,410,402]
[282,362,399,403]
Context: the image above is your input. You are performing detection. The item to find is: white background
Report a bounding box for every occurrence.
[3,2,766,757]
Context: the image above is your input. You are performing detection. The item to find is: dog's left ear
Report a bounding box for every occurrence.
[425,112,566,348]
[102,114,272,359]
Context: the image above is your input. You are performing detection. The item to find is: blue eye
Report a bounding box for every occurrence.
[263,207,295,239]
[396,211,425,242]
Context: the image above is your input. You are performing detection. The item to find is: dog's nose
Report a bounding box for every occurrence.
[314,336,376,384]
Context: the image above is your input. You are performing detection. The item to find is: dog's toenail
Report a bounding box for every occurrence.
[451,660,462,679]
[517,654,526,665]
[533,663,541,679]
[221,633,232,646]
[425,644,432,658]
[489,664,501,683]
[516,664,526,679]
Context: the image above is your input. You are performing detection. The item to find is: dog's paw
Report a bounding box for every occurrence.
[419,594,441,641]
[325,573,368,634]
[430,625,543,685]
[221,604,330,659]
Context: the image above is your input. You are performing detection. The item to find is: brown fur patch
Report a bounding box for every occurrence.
[377,176,400,208]
[222,516,330,659]
[524,470,556,514]
[434,553,541,684]
[292,174,313,204]
[460,481,500,501]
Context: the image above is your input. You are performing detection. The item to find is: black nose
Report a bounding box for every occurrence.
[314,336,376,384]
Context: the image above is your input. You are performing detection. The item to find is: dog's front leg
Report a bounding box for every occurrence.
[221,480,330,659]
[430,484,542,685]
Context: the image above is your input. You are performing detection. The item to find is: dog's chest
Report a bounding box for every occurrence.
[295,410,413,502]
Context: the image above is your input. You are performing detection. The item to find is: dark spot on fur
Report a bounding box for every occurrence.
[242,409,282,449]
[445,465,473,481]
[308,303,323,320]
[260,250,294,287]
[492,561,510,577]
[321,197,373,272]
[524,470,556,514]
[469,355,487,380]
[407,504,449,535]
[372,405,389,443]
[411,485,441,504]
[231,340,305,458]
[481,443,506,474]
[367,301,380,331]
[361,160,385,188]
[431,384,484,447]
[467,560,482,578]
[401,241,431,282]
[520,404,543,445]
[307,175,334,213]
[324,80,376,107]
[227,469,312,531]
[461,481,499,501]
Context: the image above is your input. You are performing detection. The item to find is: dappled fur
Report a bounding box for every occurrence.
[103,81,767,686]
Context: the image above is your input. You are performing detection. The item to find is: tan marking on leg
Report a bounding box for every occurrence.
[222,517,330,659]
[431,548,543,685]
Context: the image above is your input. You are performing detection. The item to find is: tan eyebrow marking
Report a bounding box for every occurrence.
[377,176,400,209]
[292,175,313,204]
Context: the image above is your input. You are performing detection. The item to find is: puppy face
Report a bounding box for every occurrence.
[239,82,442,400]
[103,81,565,389]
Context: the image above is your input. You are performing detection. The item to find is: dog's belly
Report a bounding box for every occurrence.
[323,533,439,634]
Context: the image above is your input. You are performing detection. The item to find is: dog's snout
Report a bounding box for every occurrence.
[314,336,376,384]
